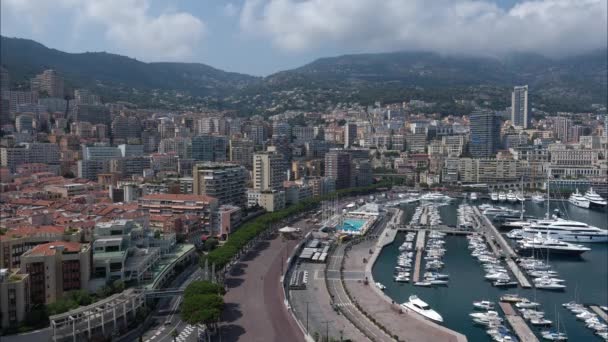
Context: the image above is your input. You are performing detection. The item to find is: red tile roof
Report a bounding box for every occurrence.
[27,241,84,256]
[140,193,217,202]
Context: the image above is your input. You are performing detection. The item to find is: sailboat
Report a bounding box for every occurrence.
[542,307,568,341]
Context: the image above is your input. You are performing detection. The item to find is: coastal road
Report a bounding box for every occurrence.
[218,232,306,342]
[326,243,394,342]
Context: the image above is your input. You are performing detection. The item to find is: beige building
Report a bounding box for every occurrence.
[193,163,247,207]
[30,69,64,98]
[0,269,30,329]
[253,151,286,191]
[20,241,90,305]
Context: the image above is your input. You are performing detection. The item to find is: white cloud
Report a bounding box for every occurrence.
[240,0,608,57]
[4,0,205,60]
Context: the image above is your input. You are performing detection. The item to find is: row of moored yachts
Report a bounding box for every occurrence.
[562,302,608,340]
[517,257,566,291]
[467,234,518,288]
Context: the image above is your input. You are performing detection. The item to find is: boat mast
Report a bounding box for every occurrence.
[545,169,550,219]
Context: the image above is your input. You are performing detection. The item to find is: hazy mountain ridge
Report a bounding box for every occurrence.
[1,36,605,110]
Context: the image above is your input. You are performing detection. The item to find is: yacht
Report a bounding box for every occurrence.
[500,294,524,303]
[401,295,443,322]
[516,192,525,202]
[491,192,499,202]
[507,190,517,203]
[498,192,507,202]
[568,189,590,208]
[375,282,386,291]
[470,192,478,201]
[517,236,591,256]
[535,279,566,290]
[584,188,607,208]
[420,192,452,202]
[541,330,568,341]
[473,300,495,310]
[522,219,608,243]
[532,193,545,204]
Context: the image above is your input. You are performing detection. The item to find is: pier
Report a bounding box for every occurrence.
[473,207,516,258]
[506,259,532,288]
[590,306,608,322]
[499,302,539,342]
[412,230,427,283]
[472,207,531,288]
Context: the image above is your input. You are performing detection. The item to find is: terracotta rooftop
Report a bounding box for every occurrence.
[26,241,84,256]
[140,193,216,202]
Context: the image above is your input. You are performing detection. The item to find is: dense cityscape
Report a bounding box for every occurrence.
[1,1,607,342]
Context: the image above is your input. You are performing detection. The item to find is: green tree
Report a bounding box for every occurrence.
[204,237,219,251]
[184,281,226,296]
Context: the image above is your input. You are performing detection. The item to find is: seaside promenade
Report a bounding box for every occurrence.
[337,209,468,342]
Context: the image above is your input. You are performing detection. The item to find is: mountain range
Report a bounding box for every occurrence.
[1,36,606,110]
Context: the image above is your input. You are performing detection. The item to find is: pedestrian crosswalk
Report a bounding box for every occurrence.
[175,324,195,342]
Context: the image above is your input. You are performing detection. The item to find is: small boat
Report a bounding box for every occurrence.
[493,279,518,288]
[500,294,524,303]
[516,300,541,309]
[535,280,566,291]
[424,272,449,280]
[428,279,449,286]
[541,330,568,341]
[414,281,432,287]
[473,300,495,310]
[516,192,525,202]
[530,318,553,326]
[401,295,443,322]
[375,282,386,290]
[532,194,545,204]
[470,192,478,201]
[491,192,499,202]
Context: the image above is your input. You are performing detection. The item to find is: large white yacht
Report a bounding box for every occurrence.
[401,295,443,323]
[568,189,590,208]
[522,219,608,243]
[584,188,607,208]
[506,190,517,203]
[490,192,499,202]
[517,235,591,256]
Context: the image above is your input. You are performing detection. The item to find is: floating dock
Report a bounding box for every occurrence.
[499,302,539,342]
[590,306,608,322]
[412,230,426,283]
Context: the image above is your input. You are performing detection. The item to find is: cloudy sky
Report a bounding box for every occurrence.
[2,0,606,76]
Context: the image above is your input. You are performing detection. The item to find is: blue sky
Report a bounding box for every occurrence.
[1,0,606,76]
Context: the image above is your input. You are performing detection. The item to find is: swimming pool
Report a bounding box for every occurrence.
[340,218,367,233]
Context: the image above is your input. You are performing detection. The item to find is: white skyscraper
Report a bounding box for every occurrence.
[511,85,529,129]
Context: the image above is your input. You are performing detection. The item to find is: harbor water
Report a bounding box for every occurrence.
[373,199,608,341]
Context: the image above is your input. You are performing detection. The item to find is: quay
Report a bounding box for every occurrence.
[590,306,608,322]
[412,230,427,283]
[498,302,539,342]
[472,207,531,288]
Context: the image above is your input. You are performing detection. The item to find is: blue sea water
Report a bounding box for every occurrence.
[373,199,608,341]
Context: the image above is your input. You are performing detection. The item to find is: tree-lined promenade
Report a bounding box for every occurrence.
[205,180,397,271]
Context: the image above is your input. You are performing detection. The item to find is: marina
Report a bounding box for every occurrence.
[373,197,608,341]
